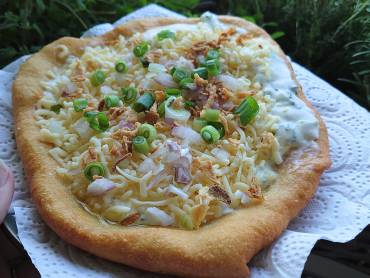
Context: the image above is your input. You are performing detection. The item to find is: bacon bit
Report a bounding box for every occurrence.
[208,185,231,205]
[120,212,140,226]
[217,27,236,45]
[97,99,105,111]
[86,60,100,72]
[154,121,172,132]
[153,90,165,103]
[112,153,132,172]
[144,110,159,125]
[219,114,230,135]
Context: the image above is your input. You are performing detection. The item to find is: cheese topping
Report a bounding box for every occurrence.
[35,13,319,229]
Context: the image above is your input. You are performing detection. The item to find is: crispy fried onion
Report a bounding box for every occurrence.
[120,212,140,226]
[208,185,231,205]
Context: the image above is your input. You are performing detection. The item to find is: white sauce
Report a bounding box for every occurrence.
[262,53,319,157]
[142,12,243,41]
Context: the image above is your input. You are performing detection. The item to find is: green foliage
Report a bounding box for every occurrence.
[0,0,369,109]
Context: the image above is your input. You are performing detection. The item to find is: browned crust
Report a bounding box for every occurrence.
[12,16,331,278]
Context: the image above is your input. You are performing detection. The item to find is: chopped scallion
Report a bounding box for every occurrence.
[104,95,120,109]
[73,98,88,112]
[179,77,194,89]
[192,118,207,132]
[206,49,220,60]
[200,125,220,144]
[90,70,106,87]
[132,92,154,112]
[84,162,105,181]
[207,121,225,138]
[84,111,109,132]
[121,87,138,104]
[205,59,220,77]
[138,124,157,143]
[133,136,150,154]
[115,60,128,73]
[157,30,176,41]
[234,96,259,125]
[192,67,208,79]
[165,88,181,98]
[172,67,190,82]
[201,108,220,122]
[133,42,149,57]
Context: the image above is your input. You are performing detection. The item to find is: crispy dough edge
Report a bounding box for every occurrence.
[13,16,331,278]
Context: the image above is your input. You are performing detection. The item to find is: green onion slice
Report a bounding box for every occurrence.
[157,30,176,41]
[172,67,190,82]
[192,67,208,79]
[206,59,221,77]
[132,92,155,112]
[158,101,165,117]
[138,123,157,143]
[73,98,88,112]
[207,121,225,138]
[234,96,259,125]
[90,70,106,87]
[115,60,128,73]
[165,88,181,98]
[84,162,105,181]
[164,96,191,122]
[206,49,220,60]
[84,111,109,132]
[200,125,220,144]
[121,87,138,104]
[184,100,195,108]
[192,118,207,132]
[104,95,120,109]
[133,42,149,57]
[50,104,63,114]
[179,77,195,89]
[201,108,220,122]
[133,136,150,154]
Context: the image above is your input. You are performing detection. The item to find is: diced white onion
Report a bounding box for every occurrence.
[218,74,251,92]
[144,207,174,226]
[171,126,202,145]
[153,72,178,88]
[211,148,230,165]
[148,63,166,73]
[168,184,189,200]
[87,178,116,196]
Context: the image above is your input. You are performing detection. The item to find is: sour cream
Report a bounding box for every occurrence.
[263,53,319,157]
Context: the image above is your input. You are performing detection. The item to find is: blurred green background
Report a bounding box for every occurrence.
[1,0,369,109]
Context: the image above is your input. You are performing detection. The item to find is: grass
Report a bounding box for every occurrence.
[1,0,369,109]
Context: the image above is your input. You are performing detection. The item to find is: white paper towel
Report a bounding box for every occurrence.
[1,4,370,278]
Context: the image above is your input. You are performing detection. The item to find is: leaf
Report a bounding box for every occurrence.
[271,31,285,40]
[242,16,256,23]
